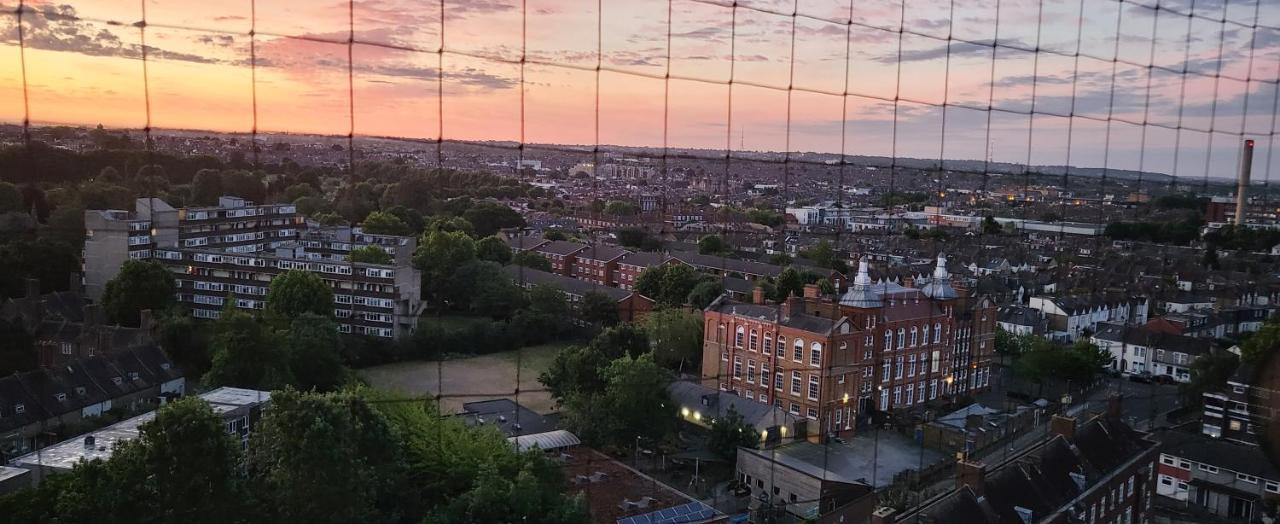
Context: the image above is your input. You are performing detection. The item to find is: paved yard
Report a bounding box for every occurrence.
[358,343,566,415]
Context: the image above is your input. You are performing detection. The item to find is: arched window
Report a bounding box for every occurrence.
[735,326,745,347]
[909,326,918,347]
[749,329,758,351]
[763,334,773,355]
[810,342,823,367]
[793,338,804,362]
[934,322,942,343]
[897,328,905,349]
[884,330,892,350]
[922,325,930,345]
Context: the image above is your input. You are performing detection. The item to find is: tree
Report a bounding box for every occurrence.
[578,291,620,327]
[707,406,759,461]
[157,311,212,377]
[128,397,246,522]
[816,278,836,296]
[981,215,1002,235]
[266,270,334,321]
[475,235,513,264]
[802,240,838,270]
[634,264,703,307]
[204,309,292,390]
[451,261,525,317]
[686,280,724,309]
[462,202,525,237]
[414,229,477,305]
[770,253,794,266]
[1243,318,1280,364]
[101,260,177,326]
[0,181,22,213]
[427,460,587,524]
[562,354,675,449]
[540,344,610,405]
[425,216,475,236]
[285,314,347,392]
[643,308,703,371]
[511,251,552,272]
[543,230,567,241]
[361,210,411,236]
[697,234,729,255]
[1181,351,1239,407]
[191,169,224,205]
[248,390,405,524]
[617,228,660,250]
[771,266,805,301]
[588,323,650,360]
[350,245,393,264]
[603,200,638,216]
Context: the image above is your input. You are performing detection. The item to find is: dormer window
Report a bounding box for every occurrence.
[129,372,140,381]
[75,387,86,396]
[112,377,123,385]
[54,393,66,402]
[14,404,25,414]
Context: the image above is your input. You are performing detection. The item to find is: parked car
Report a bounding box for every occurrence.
[1127,373,1153,384]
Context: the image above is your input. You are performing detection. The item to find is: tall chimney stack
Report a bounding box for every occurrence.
[1236,139,1255,226]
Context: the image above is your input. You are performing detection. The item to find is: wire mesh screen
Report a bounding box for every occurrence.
[2,0,1279,521]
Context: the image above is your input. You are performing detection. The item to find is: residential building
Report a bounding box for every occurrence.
[1153,428,1280,522]
[533,240,588,276]
[1091,323,1213,381]
[83,197,423,339]
[10,387,270,483]
[894,407,1159,524]
[614,252,677,291]
[1202,363,1274,444]
[572,244,628,286]
[0,277,163,368]
[0,346,184,461]
[997,305,1048,336]
[1027,294,1149,341]
[503,265,654,322]
[921,403,1037,457]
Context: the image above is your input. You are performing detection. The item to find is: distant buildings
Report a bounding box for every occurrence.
[83,197,424,339]
[1091,323,1213,381]
[503,266,654,322]
[1153,428,1280,521]
[1027,294,1149,342]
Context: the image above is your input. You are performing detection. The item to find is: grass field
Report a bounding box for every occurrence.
[358,343,567,415]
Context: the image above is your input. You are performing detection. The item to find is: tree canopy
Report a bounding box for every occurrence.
[265,270,334,320]
[101,260,177,326]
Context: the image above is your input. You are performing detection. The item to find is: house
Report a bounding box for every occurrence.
[1091,323,1213,381]
[502,233,549,254]
[614,251,679,291]
[571,244,629,286]
[0,346,184,460]
[0,277,159,369]
[10,387,268,483]
[1027,294,1149,341]
[894,404,1159,524]
[533,240,589,276]
[1153,428,1280,522]
[503,265,654,322]
[997,305,1048,336]
[1202,363,1274,444]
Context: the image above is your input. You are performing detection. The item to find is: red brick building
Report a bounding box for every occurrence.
[701,255,996,440]
[534,240,588,276]
[615,252,680,290]
[573,244,628,286]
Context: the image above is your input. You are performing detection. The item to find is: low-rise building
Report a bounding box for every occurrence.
[503,265,654,322]
[1153,428,1280,522]
[1092,323,1213,381]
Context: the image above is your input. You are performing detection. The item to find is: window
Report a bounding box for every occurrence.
[733,357,742,379]
[1238,473,1259,484]
[930,379,938,399]
[917,382,926,404]
[810,342,822,367]
[922,325,930,345]
[934,322,942,343]
[749,330,758,351]
[763,335,773,355]
[793,339,804,362]
[806,408,818,420]
[882,360,891,382]
[54,393,66,402]
[775,372,784,391]
[721,350,728,361]
[14,404,24,414]
[895,356,904,379]
[761,363,770,383]
[880,388,889,410]
[908,355,917,377]
[735,327,744,347]
[791,371,802,396]
[884,330,892,350]
[835,408,843,425]
[905,385,914,404]
[1199,464,1219,474]
[910,326,918,347]
[808,375,819,400]
[897,328,905,349]
[1160,455,1176,466]
[747,360,756,383]
[892,386,901,406]
[1266,481,1280,494]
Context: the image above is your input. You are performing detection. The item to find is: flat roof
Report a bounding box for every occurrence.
[0,466,29,483]
[10,388,269,472]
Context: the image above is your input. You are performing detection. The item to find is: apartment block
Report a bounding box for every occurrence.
[84,197,423,339]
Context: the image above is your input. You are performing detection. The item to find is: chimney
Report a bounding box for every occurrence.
[956,460,987,497]
[752,286,765,305]
[24,278,40,299]
[871,507,897,524]
[1236,139,1255,226]
[782,293,801,319]
[803,283,820,299]
[1050,414,1076,440]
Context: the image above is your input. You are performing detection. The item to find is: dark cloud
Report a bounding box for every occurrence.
[3,4,216,64]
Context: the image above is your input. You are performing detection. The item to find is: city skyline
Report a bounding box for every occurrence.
[3,0,1280,181]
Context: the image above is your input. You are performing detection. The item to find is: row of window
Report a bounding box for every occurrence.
[732,326,825,367]
[1160,454,1280,492]
[884,323,944,350]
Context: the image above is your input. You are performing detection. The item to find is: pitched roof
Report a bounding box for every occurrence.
[503,265,636,302]
[535,240,589,256]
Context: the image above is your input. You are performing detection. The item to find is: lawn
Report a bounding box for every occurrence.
[358,343,568,415]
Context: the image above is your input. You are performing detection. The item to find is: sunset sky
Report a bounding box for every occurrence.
[2,0,1280,180]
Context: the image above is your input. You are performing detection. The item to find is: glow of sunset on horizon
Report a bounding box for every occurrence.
[2,0,1280,179]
